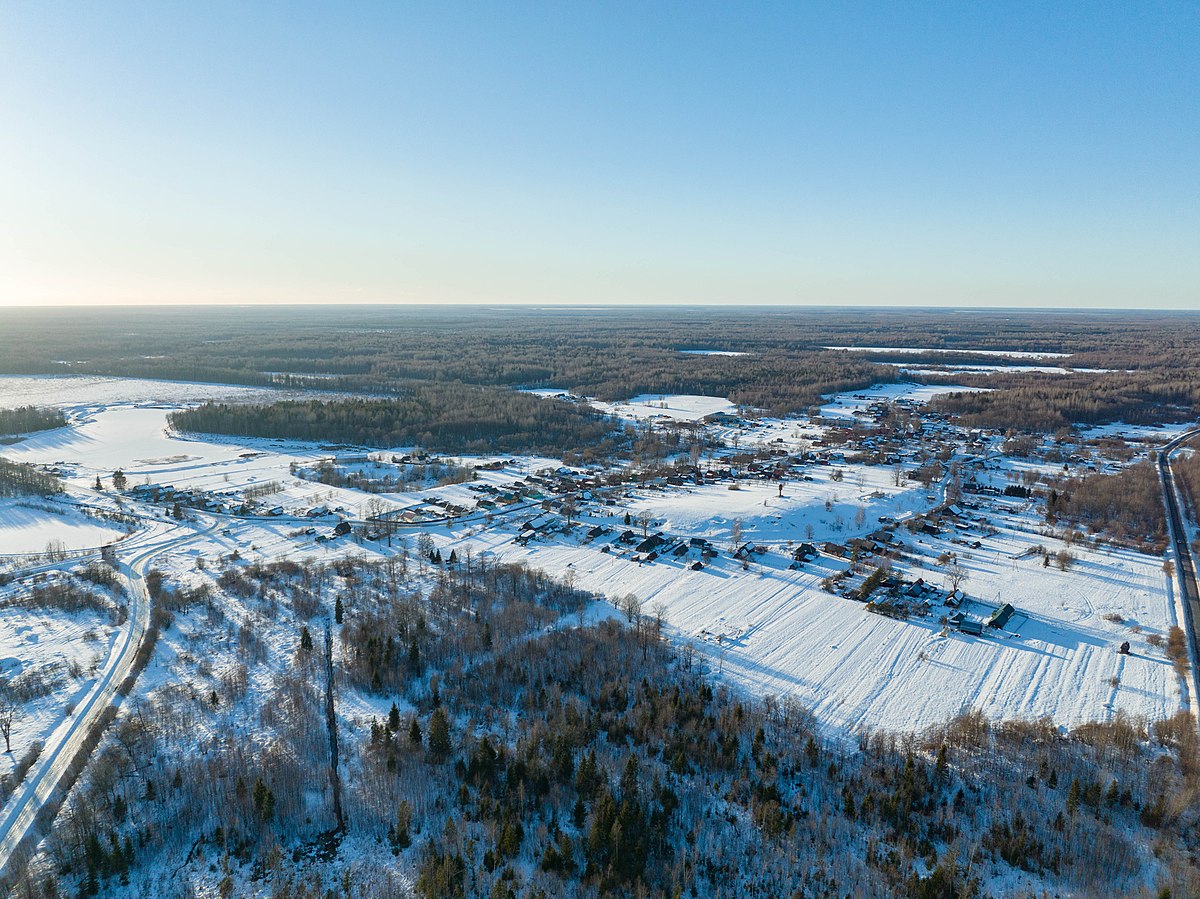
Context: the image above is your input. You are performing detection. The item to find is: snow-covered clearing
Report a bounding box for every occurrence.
[589,394,737,422]
[904,365,1116,376]
[825,346,1074,359]
[0,500,128,554]
[0,375,1187,744]
[446,496,1180,737]
[0,594,118,778]
[0,374,276,409]
[818,381,989,421]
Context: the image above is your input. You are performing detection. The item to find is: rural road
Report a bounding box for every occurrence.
[1158,427,1200,732]
[0,520,207,880]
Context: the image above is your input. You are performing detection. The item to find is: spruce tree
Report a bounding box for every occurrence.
[427,708,451,759]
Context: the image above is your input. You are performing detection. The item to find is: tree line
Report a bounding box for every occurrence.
[928,369,1200,432]
[169,385,621,456]
[0,406,66,438]
[13,549,1200,898]
[0,457,62,497]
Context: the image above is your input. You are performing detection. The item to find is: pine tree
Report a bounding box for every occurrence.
[112,469,127,490]
[427,708,451,759]
[388,701,401,732]
[409,717,422,746]
[299,626,313,653]
[335,595,344,624]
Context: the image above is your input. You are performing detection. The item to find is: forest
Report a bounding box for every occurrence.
[8,552,1198,898]
[5,306,1200,427]
[0,407,67,440]
[169,387,622,456]
[0,457,62,498]
[929,370,1200,432]
[1045,461,1169,550]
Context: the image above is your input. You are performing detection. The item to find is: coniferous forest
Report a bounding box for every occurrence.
[7,306,1200,426]
[12,555,1197,899]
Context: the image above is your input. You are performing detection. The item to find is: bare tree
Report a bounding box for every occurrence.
[731,518,744,551]
[0,694,17,753]
[945,557,969,593]
[562,498,578,529]
[637,511,652,538]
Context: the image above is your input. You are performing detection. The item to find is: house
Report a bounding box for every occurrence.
[635,534,666,554]
[959,619,983,636]
[988,603,1016,629]
[792,543,818,562]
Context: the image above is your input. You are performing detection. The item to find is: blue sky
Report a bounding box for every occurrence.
[0,2,1196,307]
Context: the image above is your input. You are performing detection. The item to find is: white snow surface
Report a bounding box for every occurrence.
[589,394,738,422]
[0,500,128,554]
[0,376,1187,744]
[825,346,1074,359]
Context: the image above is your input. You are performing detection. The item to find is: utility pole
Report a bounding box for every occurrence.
[323,620,344,831]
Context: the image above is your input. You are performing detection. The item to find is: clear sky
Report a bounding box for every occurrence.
[0,2,1196,308]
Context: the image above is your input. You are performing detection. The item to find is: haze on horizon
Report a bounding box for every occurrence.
[0,2,1196,310]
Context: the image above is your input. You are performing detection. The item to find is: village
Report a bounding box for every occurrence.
[0,375,1187,743]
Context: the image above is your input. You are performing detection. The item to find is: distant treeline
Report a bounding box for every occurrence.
[5,306,1200,425]
[169,384,621,455]
[0,457,62,498]
[929,370,1200,432]
[0,406,67,438]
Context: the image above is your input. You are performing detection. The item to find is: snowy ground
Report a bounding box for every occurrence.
[589,394,738,422]
[825,346,1075,359]
[0,500,129,554]
[0,376,1189,743]
[438,491,1181,736]
[903,365,1117,376]
[0,375,278,409]
[0,590,118,778]
[817,381,990,421]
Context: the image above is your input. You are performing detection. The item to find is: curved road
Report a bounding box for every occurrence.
[1158,427,1200,733]
[0,520,208,878]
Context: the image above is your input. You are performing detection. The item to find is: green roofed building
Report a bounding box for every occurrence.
[988,603,1016,629]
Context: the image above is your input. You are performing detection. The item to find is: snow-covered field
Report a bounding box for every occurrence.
[825,346,1074,359]
[441,490,1180,736]
[0,374,277,409]
[0,594,118,778]
[0,500,129,554]
[818,381,990,421]
[589,393,738,422]
[0,374,1189,742]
